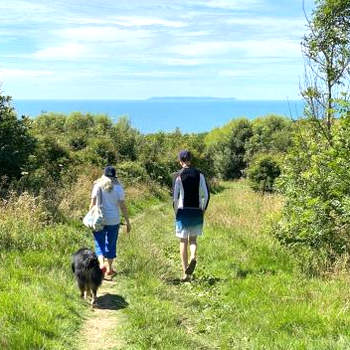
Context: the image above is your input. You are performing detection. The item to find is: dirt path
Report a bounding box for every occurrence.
[78,277,128,350]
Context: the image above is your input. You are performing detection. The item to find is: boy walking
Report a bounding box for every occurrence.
[173,150,210,281]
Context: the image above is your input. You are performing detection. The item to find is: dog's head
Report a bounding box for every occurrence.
[82,250,99,269]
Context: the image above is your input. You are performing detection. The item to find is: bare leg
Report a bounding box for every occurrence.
[97,255,104,269]
[107,258,114,274]
[180,238,188,278]
[189,236,197,261]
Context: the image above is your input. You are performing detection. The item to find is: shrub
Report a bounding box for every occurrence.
[276,106,350,272]
[247,153,281,193]
[0,94,36,180]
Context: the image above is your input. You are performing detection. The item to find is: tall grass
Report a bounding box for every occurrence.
[0,172,167,349]
[114,181,350,349]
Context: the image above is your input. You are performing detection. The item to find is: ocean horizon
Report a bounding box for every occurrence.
[13,98,304,133]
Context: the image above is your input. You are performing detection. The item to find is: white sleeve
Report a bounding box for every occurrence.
[91,184,98,199]
[199,173,209,210]
[173,177,181,210]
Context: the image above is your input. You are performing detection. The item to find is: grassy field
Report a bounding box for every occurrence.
[2,181,350,349]
[115,181,350,349]
[0,186,164,350]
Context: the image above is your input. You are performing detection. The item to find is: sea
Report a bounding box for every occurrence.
[13,98,304,134]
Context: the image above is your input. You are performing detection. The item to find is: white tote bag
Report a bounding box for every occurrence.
[83,186,105,231]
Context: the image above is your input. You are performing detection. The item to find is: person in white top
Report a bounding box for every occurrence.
[90,166,131,277]
[173,150,210,281]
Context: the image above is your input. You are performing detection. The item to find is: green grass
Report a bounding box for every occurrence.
[3,181,350,349]
[0,187,165,350]
[115,181,350,349]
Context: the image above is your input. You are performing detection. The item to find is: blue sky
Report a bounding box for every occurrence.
[0,0,314,100]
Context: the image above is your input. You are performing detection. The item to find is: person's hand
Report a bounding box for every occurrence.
[126,221,131,233]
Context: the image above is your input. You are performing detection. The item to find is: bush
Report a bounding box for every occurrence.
[276,106,350,272]
[206,118,253,179]
[117,161,150,184]
[0,94,36,180]
[247,153,281,193]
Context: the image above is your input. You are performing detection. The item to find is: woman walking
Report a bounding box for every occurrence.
[90,166,131,277]
[173,150,210,281]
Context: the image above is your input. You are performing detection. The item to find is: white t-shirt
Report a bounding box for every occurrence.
[91,183,125,225]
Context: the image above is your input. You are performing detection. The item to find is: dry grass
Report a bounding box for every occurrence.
[206,180,283,235]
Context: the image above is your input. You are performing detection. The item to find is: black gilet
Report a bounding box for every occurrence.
[179,167,201,208]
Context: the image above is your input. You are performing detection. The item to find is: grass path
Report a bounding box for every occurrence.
[78,278,127,350]
[74,181,350,349]
[109,181,350,349]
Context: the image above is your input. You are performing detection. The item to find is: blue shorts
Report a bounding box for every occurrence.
[93,225,119,259]
[175,208,203,238]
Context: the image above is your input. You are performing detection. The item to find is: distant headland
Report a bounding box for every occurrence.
[147,96,237,102]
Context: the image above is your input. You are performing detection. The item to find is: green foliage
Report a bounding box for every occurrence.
[302,0,350,129]
[276,0,350,272]
[245,115,292,163]
[207,118,252,179]
[0,94,36,180]
[247,153,281,193]
[277,104,350,271]
[205,116,291,180]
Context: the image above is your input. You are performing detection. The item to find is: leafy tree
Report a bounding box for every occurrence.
[0,94,36,180]
[302,0,350,133]
[246,153,281,193]
[110,116,140,161]
[207,118,252,179]
[244,115,292,163]
[277,107,350,271]
[276,0,350,271]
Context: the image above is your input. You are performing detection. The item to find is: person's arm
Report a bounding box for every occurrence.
[119,200,131,233]
[89,197,96,210]
[89,184,97,209]
[173,176,181,211]
[199,173,210,212]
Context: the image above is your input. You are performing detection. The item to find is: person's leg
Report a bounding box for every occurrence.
[105,225,119,275]
[189,236,197,261]
[185,235,197,275]
[180,238,189,279]
[93,229,107,269]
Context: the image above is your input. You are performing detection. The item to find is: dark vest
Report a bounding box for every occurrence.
[179,167,201,208]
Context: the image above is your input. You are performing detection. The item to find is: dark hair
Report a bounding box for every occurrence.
[178,150,192,162]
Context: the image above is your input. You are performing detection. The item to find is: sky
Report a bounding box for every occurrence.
[0,0,315,100]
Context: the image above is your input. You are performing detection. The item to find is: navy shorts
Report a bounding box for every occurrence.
[93,225,120,259]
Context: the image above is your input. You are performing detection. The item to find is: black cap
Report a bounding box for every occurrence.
[104,166,116,178]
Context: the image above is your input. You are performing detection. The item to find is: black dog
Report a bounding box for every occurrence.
[72,248,103,306]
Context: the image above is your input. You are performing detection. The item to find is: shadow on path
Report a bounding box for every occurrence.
[95,293,129,311]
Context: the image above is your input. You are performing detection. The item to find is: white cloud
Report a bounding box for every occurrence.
[218,69,253,78]
[170,39,301,58]
[170,42,233,56]
[226,17,306,36]
[113,16,187,28]
[192,0,262,10]
[56,26,152,43]
[32,43,89,60]
[0,68,53,79]
[67,15,187,28]
[161,57,211,66]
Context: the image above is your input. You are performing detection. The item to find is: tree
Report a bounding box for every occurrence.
[276,0,350,272]
[302,0,350,134]
[206,118,252,179]
[0,94,36,180]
